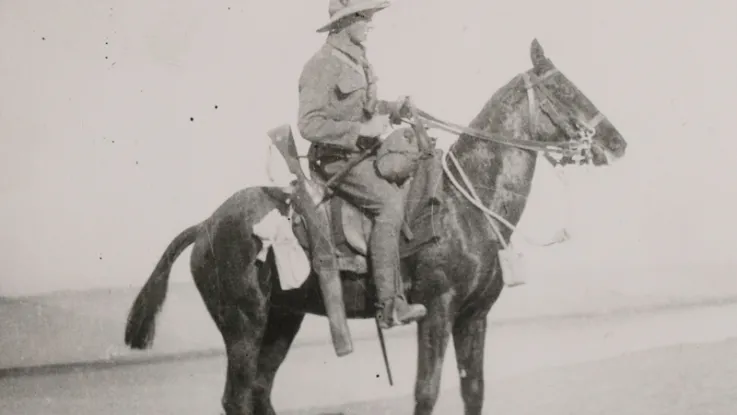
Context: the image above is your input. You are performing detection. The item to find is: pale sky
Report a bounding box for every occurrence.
[1,0,735,295]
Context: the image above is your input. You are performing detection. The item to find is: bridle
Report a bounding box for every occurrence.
[406,67,607,166]
[522,67,607,166]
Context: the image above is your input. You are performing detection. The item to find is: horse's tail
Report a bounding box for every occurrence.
[124,223,200,350]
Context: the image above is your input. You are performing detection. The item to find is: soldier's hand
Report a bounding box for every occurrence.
[395,95,411,118]
[359,114,391,138]
[386,95,410,124]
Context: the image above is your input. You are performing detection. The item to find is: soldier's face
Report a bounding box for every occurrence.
[347,12,374,44]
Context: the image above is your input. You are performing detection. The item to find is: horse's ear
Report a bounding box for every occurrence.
[530,38,546,68]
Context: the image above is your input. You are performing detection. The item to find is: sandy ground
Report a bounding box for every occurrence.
[1,301,735,415]
[4,262,736,372]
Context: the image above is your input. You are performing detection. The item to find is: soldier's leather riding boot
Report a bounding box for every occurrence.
[370,209,427,329]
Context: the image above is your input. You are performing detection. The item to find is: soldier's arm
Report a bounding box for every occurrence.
[297,58,362,151]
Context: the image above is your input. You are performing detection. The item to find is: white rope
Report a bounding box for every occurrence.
[442,150,511,249]
[441,149,572,248]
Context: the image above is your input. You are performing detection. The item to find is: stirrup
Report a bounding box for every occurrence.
[375,299,398,329]
[375,296,426,329]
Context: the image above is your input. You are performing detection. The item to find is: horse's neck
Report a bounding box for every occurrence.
[447,85,539,229]
[450,139,537,223]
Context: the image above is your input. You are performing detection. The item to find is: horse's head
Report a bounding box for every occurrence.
[525,39,627,166]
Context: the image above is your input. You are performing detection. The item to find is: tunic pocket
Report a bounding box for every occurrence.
[336,68,367,96]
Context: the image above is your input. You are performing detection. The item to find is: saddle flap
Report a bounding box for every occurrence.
[340,200,373,256]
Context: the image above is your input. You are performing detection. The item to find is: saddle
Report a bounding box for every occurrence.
[311,160,445,270]
[266,126,447,276]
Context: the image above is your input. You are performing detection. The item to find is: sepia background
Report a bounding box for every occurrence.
[1,0,735,296]
[1,0,737,412]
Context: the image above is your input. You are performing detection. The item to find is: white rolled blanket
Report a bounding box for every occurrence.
[252,209,311,290]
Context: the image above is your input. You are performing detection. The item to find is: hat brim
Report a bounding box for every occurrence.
[316,1,390,33]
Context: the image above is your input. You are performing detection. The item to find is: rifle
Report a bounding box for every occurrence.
[266,124,353,357]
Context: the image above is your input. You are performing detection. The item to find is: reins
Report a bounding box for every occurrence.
[404,68,605,161]
[412,108,580,155]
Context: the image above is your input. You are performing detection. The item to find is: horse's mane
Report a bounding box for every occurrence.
[489,73,526,107]
[464,72,527,135]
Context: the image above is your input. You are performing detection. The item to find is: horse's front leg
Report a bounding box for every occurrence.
[452,316,489,415]
[413,291,454,415]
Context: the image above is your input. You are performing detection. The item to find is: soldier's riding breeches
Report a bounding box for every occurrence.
[320,156,404,303]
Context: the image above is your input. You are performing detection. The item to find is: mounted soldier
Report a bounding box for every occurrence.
[297,0,427,329]
[126,12,629,409]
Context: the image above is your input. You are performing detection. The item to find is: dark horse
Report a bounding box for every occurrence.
[124,40,627,415]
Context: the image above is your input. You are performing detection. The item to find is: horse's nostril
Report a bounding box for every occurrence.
[610,139,625,151]
[616,139,627,152]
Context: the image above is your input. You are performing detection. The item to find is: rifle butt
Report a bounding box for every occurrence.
[313,261,354,357]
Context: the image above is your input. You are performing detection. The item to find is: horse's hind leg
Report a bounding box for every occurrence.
[194,271,267,415]
[252,305,305,415]
[217,299,269,415]
[191,230,269,414]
